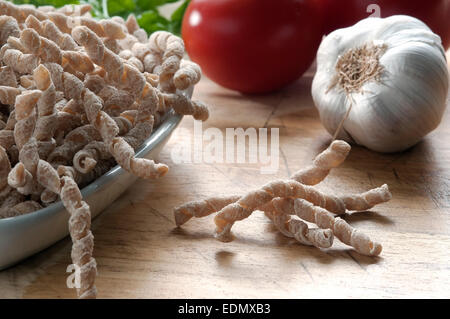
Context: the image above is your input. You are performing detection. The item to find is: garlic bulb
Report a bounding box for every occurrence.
[312,15,449,153]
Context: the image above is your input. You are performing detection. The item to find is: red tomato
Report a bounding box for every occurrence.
[182,0,324,93]
[319,0,450,49]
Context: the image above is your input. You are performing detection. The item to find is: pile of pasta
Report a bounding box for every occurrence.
[0,1,208,298]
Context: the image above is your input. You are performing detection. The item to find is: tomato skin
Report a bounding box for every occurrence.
[182,0,323,93]
[319,0,450,49]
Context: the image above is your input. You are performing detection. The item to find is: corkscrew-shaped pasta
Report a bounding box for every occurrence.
[0,145,11,196]
[296,199,382,256]
[131,42,161,74]
[174,141,352,225]
[0,66,18,87]
[83,88,168,179]
[0,1,209,300]
[264,205,334,249]
[173,60,202,90]
[2,48,40,74]
[0,188,24,210]
[162,93,209,121]
[290,140,351,185]
[59,175,97,299]
[217,182,389,241]
[8,137,43,196]
[33,65,57,143]
[213,179,350,242]
[148,31,184,92]
[0,15,20,46]
[25,15,78,51]
[0,86,21,105]
[13,90,41,151]
[262,197,383,256]
[48,125,101,166]
[19,27,94,77]
[71,26,122,81]
[174,140,391,255]
[0,0,47,23]
[74,83,156,174]
[0,199,42,218]
[73,141,110,174]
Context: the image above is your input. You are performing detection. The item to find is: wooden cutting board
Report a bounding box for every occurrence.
[1,57,449,298]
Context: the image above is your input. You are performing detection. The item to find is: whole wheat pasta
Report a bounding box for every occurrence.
[40,188,58,204]
[57,159,115,188]
[0,145,11,196]
[20,29,90,88]
[0,86,21,105]
[174,141,351,225]
[290,140,351,185]
[212,179,351,242]
[59,175,97,299]
[276,198,383,256]
[123,83,158,148]
[98,86,136,115]
[73,106,141,174]
[2,48,39,74]
[84,73,106,94]
[126,56,144,73]
[36,139,56,159]
[0,0,47,23]
[263,201,334,249]
[113,114,133,135]
[7,141,42,197]
[71,26,121,81]
[0,65,18,87]
[174,140,391,254]
[61,51,95,74]
[0,200,42,218]
[33,64,57,142]
[73,141,110,174]
[148,31,184,93]
[13,90,41,154]
[131,42,161,74]
[125,15,139,35]
[82,88,168,179]
[0,130,15,150]
[0,1,209,300]
[24,17,78,51]
[162,93,209,121]
[20,74,35,89]
[0,15,20,46]
[47,125,101,166]
[262,197,381,255]
[19,28,62,64]
[71,26,147,99]
[0,187,23,208]
[173,60,202,90]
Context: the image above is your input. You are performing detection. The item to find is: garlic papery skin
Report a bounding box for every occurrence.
[312,15,449,153]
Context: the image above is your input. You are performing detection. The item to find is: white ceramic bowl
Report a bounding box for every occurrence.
[0,108,184,270]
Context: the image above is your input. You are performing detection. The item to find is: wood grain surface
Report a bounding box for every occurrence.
[1,57,449,299]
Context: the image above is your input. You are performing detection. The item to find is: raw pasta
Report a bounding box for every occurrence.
[0,0,209,299]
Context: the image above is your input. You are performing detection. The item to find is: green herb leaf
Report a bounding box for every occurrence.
[137,9,171,34]
[169,0,189,35]
[107,0,135,18]
[136,0,180,11]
